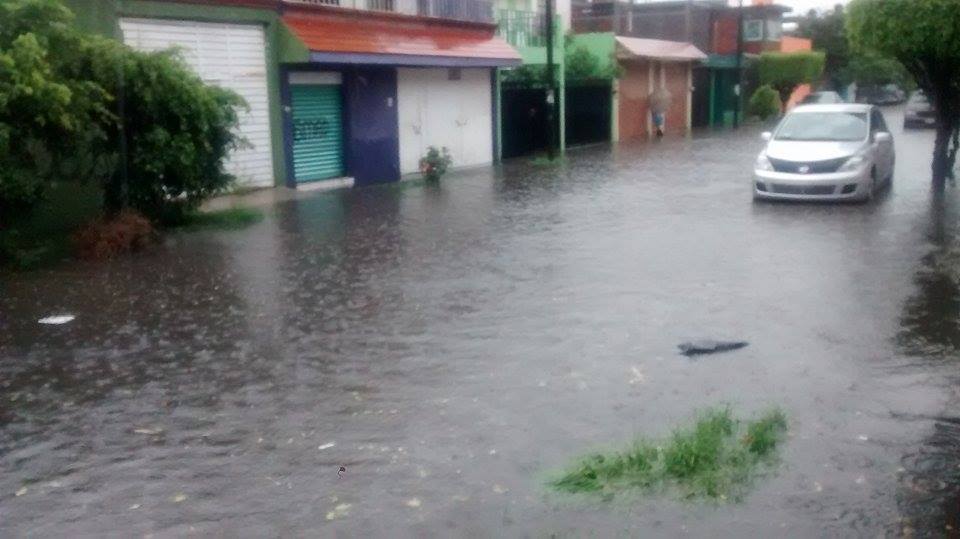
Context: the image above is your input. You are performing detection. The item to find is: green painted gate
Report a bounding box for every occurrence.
[290,85,344,182]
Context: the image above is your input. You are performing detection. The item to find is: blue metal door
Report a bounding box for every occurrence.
[344,68,400,185]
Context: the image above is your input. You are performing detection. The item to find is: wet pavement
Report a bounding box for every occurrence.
[3,107,960,536]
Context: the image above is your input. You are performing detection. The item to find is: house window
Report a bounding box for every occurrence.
[765,20,782,41]
[743,20,763,42]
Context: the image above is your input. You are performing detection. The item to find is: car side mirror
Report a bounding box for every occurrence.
[761,132,772,142]
[874,132,892,143]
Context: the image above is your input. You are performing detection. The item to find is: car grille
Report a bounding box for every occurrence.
[768,156,848,174]
[769,184,836,196]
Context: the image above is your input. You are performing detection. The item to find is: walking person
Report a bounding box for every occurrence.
[649,87,672,138]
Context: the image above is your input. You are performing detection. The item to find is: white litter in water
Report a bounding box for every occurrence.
[629,366,646,385]
[38,315,75,325]
[318,442,336,450]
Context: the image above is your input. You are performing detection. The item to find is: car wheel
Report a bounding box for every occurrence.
[860,170,877,203]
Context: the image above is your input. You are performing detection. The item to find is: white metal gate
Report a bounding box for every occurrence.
[120,18,275,187]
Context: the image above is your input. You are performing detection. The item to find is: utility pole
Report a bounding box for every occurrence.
[734,0,744,129]
[545,0,557,159]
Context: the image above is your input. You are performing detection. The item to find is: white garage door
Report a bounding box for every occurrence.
[120,18,274,187]
[397,68,493,175]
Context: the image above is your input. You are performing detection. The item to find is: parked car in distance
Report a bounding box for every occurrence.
[753,104,895,202]
[903,91,936,129]
[800,91,845,105]
[856,84,906,105]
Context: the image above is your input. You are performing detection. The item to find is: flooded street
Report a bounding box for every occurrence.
[4,107,960,536]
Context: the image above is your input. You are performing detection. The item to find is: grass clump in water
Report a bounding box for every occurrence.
[176,207,264,231]
[550,407,787,501]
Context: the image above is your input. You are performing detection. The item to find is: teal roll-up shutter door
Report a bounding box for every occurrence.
[291,85,344,182]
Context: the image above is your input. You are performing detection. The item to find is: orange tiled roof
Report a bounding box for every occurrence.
[283,11,521,64]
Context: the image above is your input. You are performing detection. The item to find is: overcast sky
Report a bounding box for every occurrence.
[773,0,850,15]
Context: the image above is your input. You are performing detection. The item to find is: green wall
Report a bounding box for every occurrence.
[566,32,616,73]
[63,0,304,187]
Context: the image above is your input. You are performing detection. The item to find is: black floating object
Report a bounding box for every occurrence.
[678,340,749,357]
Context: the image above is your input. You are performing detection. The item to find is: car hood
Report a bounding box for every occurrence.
[765,140,866,162]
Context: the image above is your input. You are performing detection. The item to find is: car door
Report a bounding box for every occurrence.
[871,108,895,179]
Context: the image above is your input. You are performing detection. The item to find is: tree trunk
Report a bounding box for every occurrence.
[933,116,959,190]
[777,86,793,111]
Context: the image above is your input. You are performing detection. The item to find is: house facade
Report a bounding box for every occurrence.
[494,0,568,158]
[67,0,520,189]
[566,33,705,143]
[571,0,790,129]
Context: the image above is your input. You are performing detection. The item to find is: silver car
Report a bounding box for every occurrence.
[753,104,895,202]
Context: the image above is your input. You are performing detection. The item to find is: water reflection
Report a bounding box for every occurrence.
[896,192,960,535]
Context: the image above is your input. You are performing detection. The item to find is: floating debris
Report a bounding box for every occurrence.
[338,466,346,478]
[628,366,646,385]
[318,442,336,450]
[492,484,508,494]
[133,428,163,435]
[678,340,749,357]
[38,315,75,325]
[15,487,27,497]
[405,498,422,508]
[326,503,351,520]
[171,493,187,503]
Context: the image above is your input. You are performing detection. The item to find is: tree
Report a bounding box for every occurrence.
[796,4,849,89]
[0,0,112,228]
[847,0,960,187]
[0,0,247,229]
[758,51,826,107]
[842,50,913,90]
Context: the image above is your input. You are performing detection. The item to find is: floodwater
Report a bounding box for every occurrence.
[2,107,959,536]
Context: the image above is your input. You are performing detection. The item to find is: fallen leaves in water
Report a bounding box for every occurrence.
[326,503,351,520]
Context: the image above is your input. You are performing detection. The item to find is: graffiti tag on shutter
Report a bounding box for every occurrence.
[293,118,331,142]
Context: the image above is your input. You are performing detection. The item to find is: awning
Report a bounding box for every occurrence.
[616,37,707,62]
[283,11,521,68]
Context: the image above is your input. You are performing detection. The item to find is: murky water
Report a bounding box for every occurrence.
[3,107,959,536]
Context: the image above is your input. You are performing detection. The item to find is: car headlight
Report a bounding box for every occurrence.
[837,155,867,172]
[755,154,774,172]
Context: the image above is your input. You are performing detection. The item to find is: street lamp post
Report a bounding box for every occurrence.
[734,0,744,129]
[545,0,557,159]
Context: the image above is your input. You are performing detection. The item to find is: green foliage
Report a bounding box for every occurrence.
[565,45,620,82]
[758,51,826,104]
[550,407,788,501]
[94,46,248,223]
[0,0,113,227]
[847,0,960,184]
[843,51,912,89]
[0,0,247,233]
[747,85,782,120]
[175,207,265,231]
[796,5,849,84]
[419,146,452,182]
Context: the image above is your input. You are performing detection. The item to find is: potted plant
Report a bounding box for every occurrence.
[419,146,452,182]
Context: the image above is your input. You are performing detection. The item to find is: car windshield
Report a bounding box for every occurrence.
[775,112,868,142]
